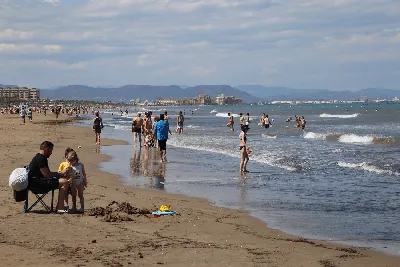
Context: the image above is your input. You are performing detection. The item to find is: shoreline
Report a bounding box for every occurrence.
[0,113,399,266]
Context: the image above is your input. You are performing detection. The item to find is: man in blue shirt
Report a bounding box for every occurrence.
[153,114,171,162]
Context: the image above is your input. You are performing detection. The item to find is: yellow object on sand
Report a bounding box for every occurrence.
[159,204,171,212]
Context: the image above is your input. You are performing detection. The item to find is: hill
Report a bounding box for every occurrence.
[40,85,262,103]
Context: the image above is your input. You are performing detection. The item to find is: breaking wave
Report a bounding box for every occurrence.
[320,113,360,119]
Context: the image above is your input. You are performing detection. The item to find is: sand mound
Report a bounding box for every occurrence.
[87,201,151,222]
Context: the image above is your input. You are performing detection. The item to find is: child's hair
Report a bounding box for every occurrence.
[66,151,79,162]
[64,147,75,158]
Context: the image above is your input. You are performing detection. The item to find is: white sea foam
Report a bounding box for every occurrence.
[210,109,218,113]
[303,132,327,140]
[107,123,131,131]
[338,161,399,176]
[320,113,359,118]
[186,125,200,128]
[338,134,374,144]
[215,112,240,118]
[168,137,296,172]
[261,134,277,139]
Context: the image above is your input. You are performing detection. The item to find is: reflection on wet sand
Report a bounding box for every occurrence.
[130,147,166,190]
[239,173,248,203]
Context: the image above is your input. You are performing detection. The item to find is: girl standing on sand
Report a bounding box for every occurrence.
[92,111,104,145]
[239,125,249,172]
[59,151,87,213]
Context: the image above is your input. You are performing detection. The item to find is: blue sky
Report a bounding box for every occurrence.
[0,0,399,90]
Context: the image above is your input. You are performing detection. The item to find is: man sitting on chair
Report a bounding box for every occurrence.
[29,141,71,213]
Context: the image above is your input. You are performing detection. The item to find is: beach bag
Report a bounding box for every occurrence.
[9,167,29,191]
[13,188,27,202]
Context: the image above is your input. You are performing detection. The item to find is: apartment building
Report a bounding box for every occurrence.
[0,87,40,104]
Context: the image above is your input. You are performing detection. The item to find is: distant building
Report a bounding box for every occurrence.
[0,87,40,105]
[215,94,243,105]
[199,93,212,105]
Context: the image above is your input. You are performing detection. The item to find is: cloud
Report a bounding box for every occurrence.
[0,44,62,54]
[0,29,35,40]
[43,0,61,6]
[0,0,399,89]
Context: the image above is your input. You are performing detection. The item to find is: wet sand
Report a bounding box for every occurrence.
[0,113,399,267]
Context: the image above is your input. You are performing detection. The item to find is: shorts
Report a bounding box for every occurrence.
[133,127,141,133]
[264,124,270,129]
[28,177,59,193]
[94,127,102,134]
[178,122,183,128]
[158,139,167,151]
[72,177,83,186]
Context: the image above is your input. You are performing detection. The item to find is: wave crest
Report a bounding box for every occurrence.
[320,113,359,118]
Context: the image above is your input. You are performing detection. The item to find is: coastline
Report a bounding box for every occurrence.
[0,113,399,266]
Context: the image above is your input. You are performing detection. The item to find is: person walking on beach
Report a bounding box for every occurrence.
[28,108,33,122]
[20,107,26,124]
[92,111,104,145]
[132,113,144,147]
[176,111,184,135]
[29,141,71,213]
[239,125,250,173]
[153,114,170,162]
[227,113,234,132]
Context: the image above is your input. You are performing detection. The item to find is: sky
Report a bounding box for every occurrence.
[0,0,399,90]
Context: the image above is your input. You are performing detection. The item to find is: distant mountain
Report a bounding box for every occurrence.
[40,84,262,103]
[0,84,18,88]
[235,85,400,101]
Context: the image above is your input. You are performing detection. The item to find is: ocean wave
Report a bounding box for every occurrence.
[186,125,200,128]
[338,134,374,144]
[337,161,400,176]
[215,112,240,118]
[303,132,327,140]
[106,123,132,131]
[320,113,359,118]
[261,134,277,139]
[168,139,297,172]
[210,109,218,113]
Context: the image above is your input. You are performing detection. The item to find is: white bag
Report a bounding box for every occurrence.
[9,168,29,191]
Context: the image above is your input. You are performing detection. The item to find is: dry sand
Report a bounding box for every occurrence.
[0,113,399,267]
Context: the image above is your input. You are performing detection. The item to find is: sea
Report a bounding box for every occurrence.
[76,102,400,255]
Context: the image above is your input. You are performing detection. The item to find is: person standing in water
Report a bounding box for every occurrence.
[239,113,244,128]
[260,113,266,128]
[264,115,271,129]
[227,113,234,132]
[239,125,249,172]
[176,111,184,135]
[153,114,170,162]
[245,113,250,127]
[132,113,144,147]
[300,116,306,129]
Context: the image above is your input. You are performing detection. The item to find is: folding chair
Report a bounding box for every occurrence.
[24,177,57,213]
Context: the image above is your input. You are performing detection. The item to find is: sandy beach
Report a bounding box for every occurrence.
[0,113,399,267]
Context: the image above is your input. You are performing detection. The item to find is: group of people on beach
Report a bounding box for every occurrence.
[131,110,184,162]
[28,141,87,214]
